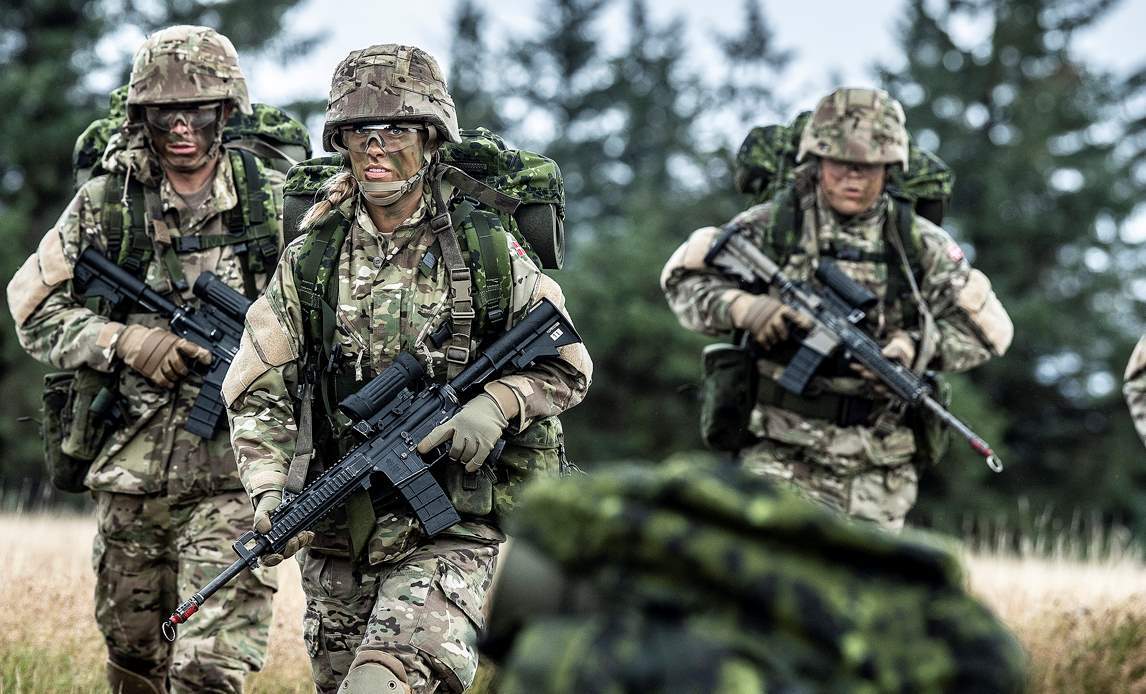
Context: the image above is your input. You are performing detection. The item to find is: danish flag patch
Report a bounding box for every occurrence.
[510,240,528,258]
[946,242,965,263]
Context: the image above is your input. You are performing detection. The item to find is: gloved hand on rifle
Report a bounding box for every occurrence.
[728,292,814,349]
[252,490,314,567]
[113,323,212,389]
[417,383,519,472]
[851,330,917,393]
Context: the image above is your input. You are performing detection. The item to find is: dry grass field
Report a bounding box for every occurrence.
[2,512,1145,693]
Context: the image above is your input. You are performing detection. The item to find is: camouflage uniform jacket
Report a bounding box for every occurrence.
[661,187,1012,467]
[8,146,285,498]
[1125,336,1146,445]
[223,189,593,559]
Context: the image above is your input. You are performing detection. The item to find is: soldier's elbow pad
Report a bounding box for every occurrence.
[7,229,72,326]
[659,226,722,290]
[222,296,298,408]
[956,268,1013,356]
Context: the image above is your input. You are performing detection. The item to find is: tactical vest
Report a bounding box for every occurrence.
[41,149,283,493]
[98,149,281,299]
[288,159,568,530]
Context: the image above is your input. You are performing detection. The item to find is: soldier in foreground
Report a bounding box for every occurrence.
[483,455,1027,693]
[6,26,281,693]
[1125,337,1146,445]
[662,88,1013,530]
[222,44,591,693]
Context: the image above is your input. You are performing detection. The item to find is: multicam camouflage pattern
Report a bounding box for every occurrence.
[225,180,591,691]
[735,109,954,212]
[1124,336,1146,445]
[94,490,275,692]
[8,142,284,686]
[662,185,1006,530]
[796,87,909,170]
[322,44,461,151]
[128,25,252,116]
[299,534,500,694]
[495,455,1026,693]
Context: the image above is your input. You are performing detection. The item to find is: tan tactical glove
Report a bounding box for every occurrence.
[728,293,813,349]
[417,391,513,472]
[114,323,211,389]
[253,490,314,567]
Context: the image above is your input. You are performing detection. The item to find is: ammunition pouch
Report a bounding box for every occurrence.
[700,342,759,451]
[491,416,564,522]
[908,372,952,465]
[756,379,881,428]
[41,369,119,492]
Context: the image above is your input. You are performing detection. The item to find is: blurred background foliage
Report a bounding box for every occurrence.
[2,0,1144,541]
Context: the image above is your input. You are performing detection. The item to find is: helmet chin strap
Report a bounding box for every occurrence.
[359,165,427,206]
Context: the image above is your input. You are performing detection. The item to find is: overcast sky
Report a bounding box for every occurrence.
[238,0,1146,129]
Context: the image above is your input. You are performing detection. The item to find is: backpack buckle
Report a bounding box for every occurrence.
[445,345,471,364]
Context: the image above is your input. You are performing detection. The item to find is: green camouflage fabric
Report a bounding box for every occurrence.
[322,43,461,150]
[495,455,1026,694]
[225,183,591,692]
[94,490,275,692]
[796,87,909,169]
[735,110,954,216]
[661,187,1007,530]
[298,533,499,693]
[74,84,311,188]
[7,146,284,689]
[1124,336,1146,445]
[128,25,252,115]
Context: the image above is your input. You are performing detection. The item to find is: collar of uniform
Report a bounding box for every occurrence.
[159,153,238,232]
[352,187,431,243]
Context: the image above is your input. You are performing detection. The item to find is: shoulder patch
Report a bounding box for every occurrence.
[946,242,965,263]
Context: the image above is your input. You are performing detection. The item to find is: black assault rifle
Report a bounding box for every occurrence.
[161,298,580,640]
[73,247,250,439]
[704,225,1003,473]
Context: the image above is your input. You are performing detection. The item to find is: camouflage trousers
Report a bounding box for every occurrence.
[92,490,276,693]
[740,439,919,531]
[299,533,501,694]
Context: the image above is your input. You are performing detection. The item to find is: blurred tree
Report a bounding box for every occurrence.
[448,0,506,132]
[879,0,1146,535]
[714,0,794,125]
[0,0,317,502]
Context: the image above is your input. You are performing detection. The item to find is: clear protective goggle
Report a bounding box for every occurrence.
[340,124,424,153]
[143,103,222,132]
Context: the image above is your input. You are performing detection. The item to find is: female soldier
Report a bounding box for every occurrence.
[221,45,592,694]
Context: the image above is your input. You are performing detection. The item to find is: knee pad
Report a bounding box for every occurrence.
[106,658,167,694]
[338,649,410,694]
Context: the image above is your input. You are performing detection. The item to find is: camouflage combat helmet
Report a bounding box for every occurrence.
[126,25,252,119]
[796,87,909,171]
[321,43,461,152]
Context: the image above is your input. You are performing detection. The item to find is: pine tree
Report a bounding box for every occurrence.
[880,0,1146,533]
[448,0,506,132]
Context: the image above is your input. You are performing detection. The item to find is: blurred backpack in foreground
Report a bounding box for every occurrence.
[484,455,1026,694]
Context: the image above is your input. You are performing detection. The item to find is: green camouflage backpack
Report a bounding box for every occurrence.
[486,455,1027,693]
[284,127,569,524]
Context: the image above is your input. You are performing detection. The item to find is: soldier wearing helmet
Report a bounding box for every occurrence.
[6,25,282,692]
[661,87,1012,531]
[222,44,591,693]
